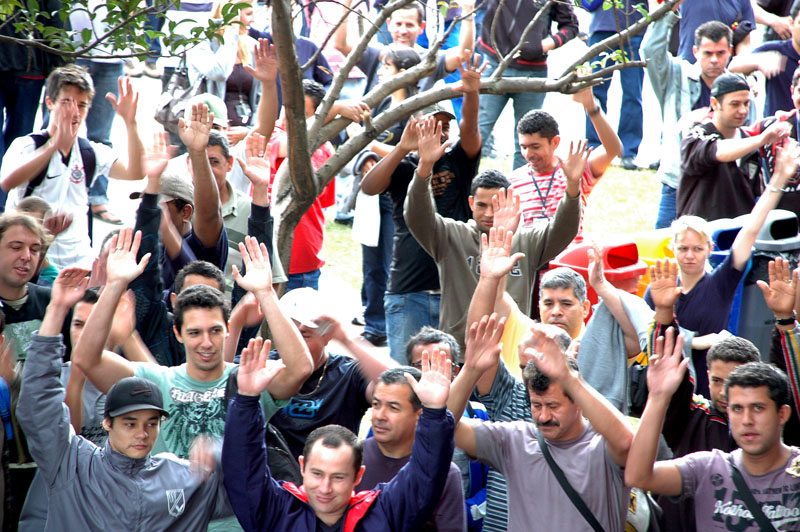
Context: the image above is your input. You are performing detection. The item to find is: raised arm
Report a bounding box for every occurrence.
[525,324,633,466]
[640,4,682,107]
[361,116,419,195]
[179,103,223,248]
[72,229,149,393]
[624,328,686,496]
[728,51,787,79]
[106,77,145,182]
[730,138,800,269]
[588,245,642,357]
[466,228,523,331]
[572,85,621,179]
[245,39,279,139]
[233,236,313,400]
[452,52,485,159]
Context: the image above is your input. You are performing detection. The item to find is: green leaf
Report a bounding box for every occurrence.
[80,27,92,43]
[602,0,611,10]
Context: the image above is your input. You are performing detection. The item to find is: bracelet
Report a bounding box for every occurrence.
[775,312,797,326]
[767,184,787,193]
[587,106,601,117]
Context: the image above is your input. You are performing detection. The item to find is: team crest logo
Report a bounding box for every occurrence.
[787,455,800,478]
[166,489,186,517]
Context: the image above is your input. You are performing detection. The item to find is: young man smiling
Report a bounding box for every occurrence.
[16,268,234,530]
[625,329,800,532]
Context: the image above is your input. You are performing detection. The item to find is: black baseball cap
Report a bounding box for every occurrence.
[104,377,169,419]
[711,73,750,99]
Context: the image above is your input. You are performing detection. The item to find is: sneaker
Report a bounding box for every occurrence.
[360,331,387,347]
[143,61,163,79]
[124,58,144,77]
[619,156,638,171]
[351,314,365,326]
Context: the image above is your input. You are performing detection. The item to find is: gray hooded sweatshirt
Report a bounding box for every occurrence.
[16,333,233,531]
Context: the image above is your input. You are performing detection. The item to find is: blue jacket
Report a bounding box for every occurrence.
[222,394,455,532]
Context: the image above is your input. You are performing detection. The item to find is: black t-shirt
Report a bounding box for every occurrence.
[2,283,72,362]
[268,353,370,459]
[386,141,479,294]
[678,121,761,221]
[373,96,406,146]
[762,117,800,214]
[694,79,711,110]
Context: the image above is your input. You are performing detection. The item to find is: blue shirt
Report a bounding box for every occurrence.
[678,0,754,64]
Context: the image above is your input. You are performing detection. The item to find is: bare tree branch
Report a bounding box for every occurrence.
[492,0,555,80]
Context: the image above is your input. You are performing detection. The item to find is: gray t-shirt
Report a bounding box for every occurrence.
[472,420,629,532]
[675,447,800,531]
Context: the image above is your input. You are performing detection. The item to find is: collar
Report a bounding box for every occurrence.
[221,180,238,217]
[283,483,381,532]
[103,439,151,475]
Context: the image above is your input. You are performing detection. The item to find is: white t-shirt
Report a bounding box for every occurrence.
[2,135,116,269]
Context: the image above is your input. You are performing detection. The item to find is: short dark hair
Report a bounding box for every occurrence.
[695,21,732,48]
[725,362,792,410]
[207,129,231,160]
[101,229,121,252]
[523,350,579,398]
[389,2,425,25]
[175,261,224,293]
[302,79,326,109]
[173,284,230,332]
[302,425,363,476]
[15,196,52,219]
[405,326,460,365]
[470,169,510,196]
[539,267,587,303]
[517,109,559,140]
[80,287,100,305]
[707,336,761,368]
[382,45,423,96]
[46,64,95,102]
[376,367,422,410]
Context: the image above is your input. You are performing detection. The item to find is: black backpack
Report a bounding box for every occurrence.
[224,367,302,485]
[27,131,96,243]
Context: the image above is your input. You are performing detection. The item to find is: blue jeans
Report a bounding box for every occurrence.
[77,60,123,206]
[362,195,394,337]
[585,32,643,158]
[0,74,44,211]
[145,0,165,62]
[384,291,441,365]
[655,183,677,229]
[286,269,321,291]
[479,56,547,170]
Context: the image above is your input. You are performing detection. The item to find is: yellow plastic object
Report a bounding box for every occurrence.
[632,228,675,297]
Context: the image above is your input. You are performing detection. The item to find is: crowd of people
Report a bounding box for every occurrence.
[1,0,800,530]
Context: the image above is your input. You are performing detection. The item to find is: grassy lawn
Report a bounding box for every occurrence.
[322,154,663,293]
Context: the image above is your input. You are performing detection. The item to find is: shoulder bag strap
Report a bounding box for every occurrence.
[726,455,778,532]
[536,429,605,532]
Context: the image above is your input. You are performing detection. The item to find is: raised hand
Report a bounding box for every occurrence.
[453,51,486,94]
[308,314,344,344]
[43,212,73,238]
[230,292,265,329]
[235,133,271,195]
[237,337,286,396]
[232,236,273,295]
[405,346,451,409]
[464,313,505,374]
[522,324,574,383]
[562,140,591,189]
[106,76,139,125]
[336,100,371,123]
[398,114,420,152]
[244,39,278,83]
[52,98,80,153]
[145,131,175,185]
[649,259,681,310]
[50,267,91,309]
[587,244,607,290]
[491,187,521,234]
[757,257,798,319]
[106,228,151,287]
[571,84,595,110]
[178,103,214,153]
[189,435,218,480]
[647,327,688,400]
[416,116,451,168]
[771,137,800,189]
[479,227,524,280]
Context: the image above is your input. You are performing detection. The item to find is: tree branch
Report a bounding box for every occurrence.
[492,0,555,80]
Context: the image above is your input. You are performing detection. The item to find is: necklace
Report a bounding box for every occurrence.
[296,355,329,397]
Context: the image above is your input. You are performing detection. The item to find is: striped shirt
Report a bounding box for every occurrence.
[508,160,596,233]
[474,361,532,532]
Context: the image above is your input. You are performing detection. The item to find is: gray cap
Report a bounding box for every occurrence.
[422,102,456,121]
[130,169,194,205]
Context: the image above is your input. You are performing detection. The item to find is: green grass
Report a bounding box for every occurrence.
[322,156,662,293]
